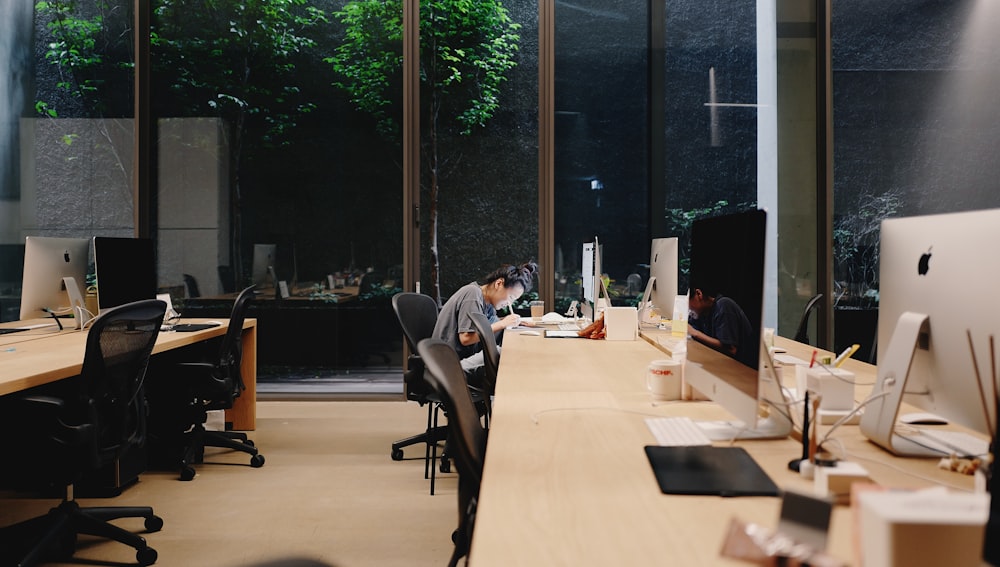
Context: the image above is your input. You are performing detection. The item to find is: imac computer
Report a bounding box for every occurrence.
[639,237,678,322]
[93,237,156,313]
[19,236,90,321]
[682,209,791,440]
[251,243,278,288]
[581,236,611,320]
[860,209,999,457]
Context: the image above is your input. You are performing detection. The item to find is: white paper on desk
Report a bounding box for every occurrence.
[774,353,810,366]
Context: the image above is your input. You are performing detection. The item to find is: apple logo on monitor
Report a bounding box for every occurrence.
[918,246,932,276]
[63,250,71,263]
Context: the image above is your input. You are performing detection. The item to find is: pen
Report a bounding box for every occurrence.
[809,350,817,369]
[834,343,860,367]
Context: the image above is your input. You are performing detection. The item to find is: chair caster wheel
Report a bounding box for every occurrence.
[145,515,164,532]
[180,466,196,481]
[137,546,158,566]
[391,448,404,461]
[250,454,265,468]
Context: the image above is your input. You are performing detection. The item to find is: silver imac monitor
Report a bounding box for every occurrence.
[639,237,678,320]
[251,243,277,288]
[860,209,999,457]
[581,236,610,320]
[19,236,90,321]
[682,209,790,440]
[93,237,156,313]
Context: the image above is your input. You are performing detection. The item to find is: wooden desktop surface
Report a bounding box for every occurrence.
[470,330,977,566]
[0,318,257,430]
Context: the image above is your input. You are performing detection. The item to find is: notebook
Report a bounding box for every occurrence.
[644,445,780,497]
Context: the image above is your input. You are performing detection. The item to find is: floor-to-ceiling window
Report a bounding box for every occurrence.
[150,0,406,392]
[831,0,1000,360]
[417,0,539,307]
[1,0,136,322]
[553,1,650,314]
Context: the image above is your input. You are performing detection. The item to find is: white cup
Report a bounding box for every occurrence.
[646,359,682,401]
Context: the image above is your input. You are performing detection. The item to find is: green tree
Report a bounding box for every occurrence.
[36,0,328,283]
[328,0,520,305]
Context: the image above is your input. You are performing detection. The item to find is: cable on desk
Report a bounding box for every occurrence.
[529,404,710,425]
[822,437,973,493]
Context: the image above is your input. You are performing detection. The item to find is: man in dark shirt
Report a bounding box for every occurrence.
[688,287,757,368]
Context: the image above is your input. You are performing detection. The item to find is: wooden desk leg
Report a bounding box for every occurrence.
[225,324,257,431]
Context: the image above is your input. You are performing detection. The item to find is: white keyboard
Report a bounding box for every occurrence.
[645,417,713,447]
[558,323,580,331]
[902,428,990,457]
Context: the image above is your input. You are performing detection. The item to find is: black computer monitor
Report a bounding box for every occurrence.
[682,209,791,440]
[19,236,90,320]
[93,237,156,313]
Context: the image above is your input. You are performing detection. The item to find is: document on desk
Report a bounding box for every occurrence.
[543,329,584,338]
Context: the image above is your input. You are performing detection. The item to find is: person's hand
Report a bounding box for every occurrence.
[500,313,521,328]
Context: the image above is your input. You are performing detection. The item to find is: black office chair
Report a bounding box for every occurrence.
[172,284,264,481]
[217,265,236,294]
[793,293,824,345]
[467,312,500,427]
[0,299,166,567]
[417,339,487,567]
[183,273,201,298]
[390,292,451,494]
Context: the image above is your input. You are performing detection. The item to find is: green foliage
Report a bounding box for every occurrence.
[151,0,328,147]
[328,0,521,139]
[34,0,133,117]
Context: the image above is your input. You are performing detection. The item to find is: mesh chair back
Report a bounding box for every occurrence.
[793,293,824,345]
[215,285,256,398]
[392,292,439,399]
[392,292,438,351]
[80,299,166,462]
[417,339,486,484]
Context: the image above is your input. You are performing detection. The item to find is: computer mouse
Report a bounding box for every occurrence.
[520,330,541,336]
[898,412,949,425]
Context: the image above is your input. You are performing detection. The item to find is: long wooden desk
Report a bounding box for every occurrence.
[470,331,976,566]
[0,317,257,430]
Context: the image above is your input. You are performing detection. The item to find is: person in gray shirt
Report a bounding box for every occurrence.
[433,261,538,382]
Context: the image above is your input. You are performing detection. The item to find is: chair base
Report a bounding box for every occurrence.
[390,401,452,494]
[179,424,264,481]
[0,499,161,567]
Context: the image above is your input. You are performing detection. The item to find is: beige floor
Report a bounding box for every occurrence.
[0,401,457,567]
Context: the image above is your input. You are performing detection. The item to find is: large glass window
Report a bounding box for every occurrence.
[553,1,650,314]
[832,0,1000,359]
[1,0,135,322]
[151,0,405,390]
[417,1,538,306]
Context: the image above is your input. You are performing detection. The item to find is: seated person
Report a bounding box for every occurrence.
[433,261,538,385]
[688,285,756,367]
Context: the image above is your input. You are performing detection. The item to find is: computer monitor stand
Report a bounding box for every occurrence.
[859,311,940,456]
[698,346,794,441]
[63,276,92,330]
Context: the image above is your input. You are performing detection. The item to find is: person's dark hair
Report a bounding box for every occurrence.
[481,261,538,293]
